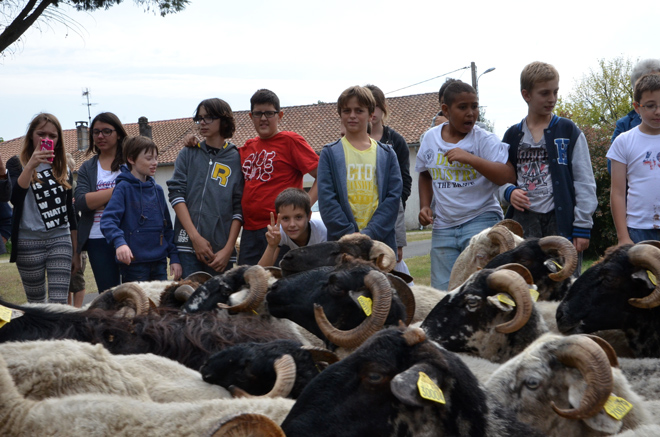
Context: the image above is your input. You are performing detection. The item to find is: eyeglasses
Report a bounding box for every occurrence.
[193,116,219,125]
[638,103,660,112]
[92,128,116,137]
[251,111,279,119]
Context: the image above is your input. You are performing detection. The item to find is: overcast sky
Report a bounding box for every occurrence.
[1,0,658,143]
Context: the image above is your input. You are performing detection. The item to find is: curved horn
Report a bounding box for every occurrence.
[369,241,396,272]
[314,270,392,349]
[582,334,619,368]
[627,243,660,309]
[387,273,416,325]
[538,236,578,281]
[488,270,533,334]
[301,346,340,365]
[174,284,195,303]
[495,263,534,285]
[495,219,524,238]
[217,266,270,312]
[487,226,516,254]
[551,335,614,420]
[183,271,213,284]
[89,282,149,317]
[208,413,285,437]
[230,355,296,399]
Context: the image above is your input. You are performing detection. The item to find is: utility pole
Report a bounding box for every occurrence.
[82,88,97,126]
[471,62,478,92]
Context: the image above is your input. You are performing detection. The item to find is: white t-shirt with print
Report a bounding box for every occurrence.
[89,161,120,239]
[415,123,508,229]
[606,126,660,229]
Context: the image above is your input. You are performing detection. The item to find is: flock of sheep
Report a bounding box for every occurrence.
[1,229,660,436]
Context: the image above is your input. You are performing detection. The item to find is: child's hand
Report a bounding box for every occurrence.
[208,247,231,273]
[26,148,54,170]
[191,234,214,265]
[183,134,199,148]
[510,189,531,211]
[573,237,589,253]
[445,148,472,165]
[171,263,182,280]
[617,236,634,246]
[266,212,281,247]
[419,206,434,226]
[116,245,133,265]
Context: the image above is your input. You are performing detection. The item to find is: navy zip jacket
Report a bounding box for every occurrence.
[501,115,597,240]
[100,165,179,265]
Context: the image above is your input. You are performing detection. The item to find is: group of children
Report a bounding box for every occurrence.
[15,59,660,298]
[98,59,660,289]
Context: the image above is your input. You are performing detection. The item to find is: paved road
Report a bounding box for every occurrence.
[403,237,432,259]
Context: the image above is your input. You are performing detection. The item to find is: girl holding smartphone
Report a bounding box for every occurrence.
[75,112,127,293]
[9,113,79,304]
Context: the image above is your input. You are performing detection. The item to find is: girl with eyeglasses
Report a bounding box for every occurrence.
[74,112,127,293]
[8,113,80,303]
[166,98,243,277]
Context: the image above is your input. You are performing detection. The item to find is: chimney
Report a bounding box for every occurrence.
[138,116,152,139]
[75,121,89,151]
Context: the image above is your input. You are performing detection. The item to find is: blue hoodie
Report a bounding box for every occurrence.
[101,165,179,265]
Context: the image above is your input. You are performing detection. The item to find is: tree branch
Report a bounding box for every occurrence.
[0,0,57,53]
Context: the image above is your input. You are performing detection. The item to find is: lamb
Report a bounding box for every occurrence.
[486,333,651,436]
[0,352,295,437]
[0,339,230,402]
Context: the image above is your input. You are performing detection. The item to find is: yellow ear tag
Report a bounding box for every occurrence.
[529,289,539,302]
[417,372,445,404]
[0,305,14,329]
[604,395,633,421]
[252,309,259,315]
[552,260,563,269]
[497,293,516,307]
[357,296,373,316]
[647,270,657,286]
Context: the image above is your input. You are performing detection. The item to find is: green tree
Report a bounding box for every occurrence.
[0,0,189,55]
[556,56,635,131]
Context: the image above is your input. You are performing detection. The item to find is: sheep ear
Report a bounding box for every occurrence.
[486,295,514,312]
[348,289,370,312]
[631,269,655,290]
[390,364,440,407]
[567,383,622,434]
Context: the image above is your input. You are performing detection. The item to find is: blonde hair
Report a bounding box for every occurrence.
[520,62,559,93]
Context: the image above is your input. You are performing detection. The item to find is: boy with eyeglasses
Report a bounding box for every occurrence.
[238,89,319,265]
[608,72,660,244]
[167,98,243,276]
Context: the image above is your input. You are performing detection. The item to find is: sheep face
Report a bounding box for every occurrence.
[182,266,250,313]
[484,237,576,301]
[200,340,324,399]
[266,262,407,348]
[486,334,648,437]
[421,268,547,363]
[556,245,660,357]
[281,327,492,437]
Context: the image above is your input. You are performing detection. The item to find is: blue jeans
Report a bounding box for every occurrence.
[178,251,233,279]
[120,259,167,282]
[431,212,501,290]
[628,228,660,244]
[86,238,121,293]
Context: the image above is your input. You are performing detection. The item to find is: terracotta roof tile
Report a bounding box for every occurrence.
[0,92,438,172]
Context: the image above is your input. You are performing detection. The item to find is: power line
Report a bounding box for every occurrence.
[385,66,470,95]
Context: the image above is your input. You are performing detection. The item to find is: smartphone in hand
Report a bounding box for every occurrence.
[40,138,54,163]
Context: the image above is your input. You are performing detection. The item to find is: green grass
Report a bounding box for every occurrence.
[405,254,431,286]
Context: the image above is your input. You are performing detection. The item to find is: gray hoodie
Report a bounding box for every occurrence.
[167,141,243,255]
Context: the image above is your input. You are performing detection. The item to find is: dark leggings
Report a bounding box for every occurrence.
[86,238,121,293]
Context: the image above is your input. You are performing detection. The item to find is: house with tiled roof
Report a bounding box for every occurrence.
[0,92,440,229]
